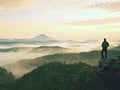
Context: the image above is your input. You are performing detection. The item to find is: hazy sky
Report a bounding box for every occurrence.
[0,0,120,40]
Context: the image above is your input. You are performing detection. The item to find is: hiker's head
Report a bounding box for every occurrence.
[104,38,106,41]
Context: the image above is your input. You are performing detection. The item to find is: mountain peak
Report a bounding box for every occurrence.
[38,34,48,37]
[32,34,53,41]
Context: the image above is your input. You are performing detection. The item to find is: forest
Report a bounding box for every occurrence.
[0,56,120,90]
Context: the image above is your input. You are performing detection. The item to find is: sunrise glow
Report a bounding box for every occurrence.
[0,0,120,40]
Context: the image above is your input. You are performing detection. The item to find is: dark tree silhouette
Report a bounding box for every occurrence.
[98,56,120,90]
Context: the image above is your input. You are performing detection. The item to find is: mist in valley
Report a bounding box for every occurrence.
[0,35,119,78]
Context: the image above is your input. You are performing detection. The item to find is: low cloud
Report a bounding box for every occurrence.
[0,0,95,11]
[87,1,120,12]
[0,0,43,11]
[66,17,120,26]
[0,0,119,13]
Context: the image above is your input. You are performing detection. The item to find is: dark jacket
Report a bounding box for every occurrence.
[102,41,109,48]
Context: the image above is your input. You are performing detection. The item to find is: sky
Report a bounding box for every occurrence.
[0,0,120,41]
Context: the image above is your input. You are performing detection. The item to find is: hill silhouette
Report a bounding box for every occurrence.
[11,62,107,90]
[0,67,14,90]
[30,46,70,53]
[98,57,120,90]
[1,57,120,90]
[0,54,120,90]
[4,48,120,77]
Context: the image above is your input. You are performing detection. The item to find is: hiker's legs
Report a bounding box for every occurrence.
[105,49,107,59]
[101,48,107,59]
[101,49,104,59]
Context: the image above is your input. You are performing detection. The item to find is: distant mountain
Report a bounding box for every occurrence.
[0,34,53,42]
[0,47,32,52]
[3,46,73,77]
[31,34,55,41]
[30,46,69,53]
[112,45,120,50]
[0,34,60,45]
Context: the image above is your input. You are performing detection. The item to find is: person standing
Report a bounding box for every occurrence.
[101,38,109,60]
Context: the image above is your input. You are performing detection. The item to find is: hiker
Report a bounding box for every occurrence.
[101,38,109,60]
